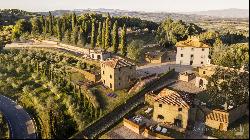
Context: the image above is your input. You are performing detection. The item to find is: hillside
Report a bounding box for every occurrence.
[185,8,249,18]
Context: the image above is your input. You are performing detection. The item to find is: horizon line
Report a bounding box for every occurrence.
[0,7,249,13]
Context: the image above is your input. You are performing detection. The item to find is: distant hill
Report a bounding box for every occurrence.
[185,8,249,18]
[38,8,215,23]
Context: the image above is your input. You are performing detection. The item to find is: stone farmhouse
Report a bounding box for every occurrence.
[175,36,211,67]
[152,88,195,129]
[101,57,136,91]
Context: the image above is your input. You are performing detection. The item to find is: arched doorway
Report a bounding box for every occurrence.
[199,79,203,88]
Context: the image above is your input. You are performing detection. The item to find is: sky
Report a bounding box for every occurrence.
[0,0,249,12]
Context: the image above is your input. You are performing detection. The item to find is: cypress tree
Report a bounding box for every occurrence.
[72,12,77,30]
[57,18,63,41]
[120,24,127,57]
[90,19,96,48]
[40,16,45,34]
[44,18,49,34]
[112,20,119,53]
[80,21,87,47]
[48,11,53,35]
[72,26,79,45]
[101,22,106,49]
[65,29,71,43]
[96,22,102,48]
[61,17,66,34]
[104,14,111,50]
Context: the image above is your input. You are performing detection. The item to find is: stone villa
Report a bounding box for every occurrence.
[101,57,136,91]
[175,36,211,67]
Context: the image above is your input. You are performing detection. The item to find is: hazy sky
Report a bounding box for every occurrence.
[0,0,249,12]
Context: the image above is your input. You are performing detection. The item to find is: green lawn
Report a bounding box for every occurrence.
[205,115,249,139]
[92,85,133,113]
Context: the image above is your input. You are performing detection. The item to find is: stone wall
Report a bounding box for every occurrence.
[123,118,145,134]
[143,128,173,139]
[195,76,208,90]
[179,73,196,82]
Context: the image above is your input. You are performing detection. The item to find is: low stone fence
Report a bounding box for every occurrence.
[144,128,174,139]
[123,118,146,134]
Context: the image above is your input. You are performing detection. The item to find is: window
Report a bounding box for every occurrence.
[159,104,162,107]
[191,54,194,58]
[203,71,206,74]
[181,47,184,50]
[97,55,101,60]
[118,83,120,86]
[92,54,94,58]
[119,77,121,80]
[202,48,205,51]
[201,61,203,64]
[191,48,194,51]
[190,61,193,65]
[178,108,182,112]
[110,83,112,88]
[157,115,164,120]
[181,54,183,57]
[103,71,105,74]
[103,80,105,84]
[110,75,112,79]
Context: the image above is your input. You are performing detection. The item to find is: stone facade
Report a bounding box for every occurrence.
[145,51,168,63]
[195,77,208,90]
[89,49,111,61]
[179,70,196,82]
[175,37,210,67]
[101,58,136,91]
[152,88,194,129]
[205,104,248,131]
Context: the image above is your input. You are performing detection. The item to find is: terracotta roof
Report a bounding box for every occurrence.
[154,88,193,109]
[176,37,210,48]
[102,58,135,68]
[206,110,228,123]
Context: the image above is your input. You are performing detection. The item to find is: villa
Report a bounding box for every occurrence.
[175,36,211,67]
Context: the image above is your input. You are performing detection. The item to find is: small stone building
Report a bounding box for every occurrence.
[145,51,168,63]
[205,104,248,131]
[89,49,111,61]
[179,70,196,82]
[101,57,136,91]
[152,88,194,129]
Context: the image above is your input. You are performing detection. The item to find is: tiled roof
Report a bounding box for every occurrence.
[206,110,228,123]
[154,88,193,109]
[176,37,210,48]
[102,58,135,68]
